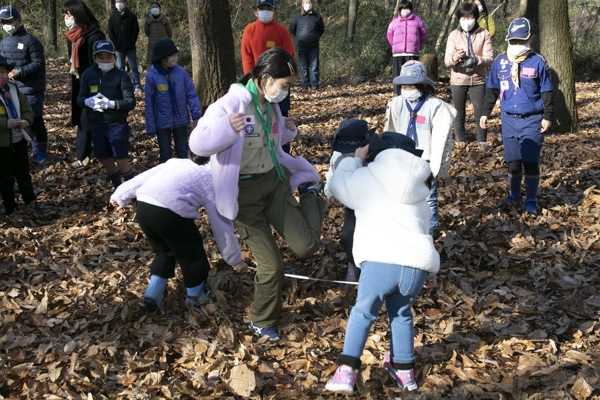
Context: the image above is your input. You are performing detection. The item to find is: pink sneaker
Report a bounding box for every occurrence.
[325,365,356,395]
[345,263,359,282]
[383,353,418,390]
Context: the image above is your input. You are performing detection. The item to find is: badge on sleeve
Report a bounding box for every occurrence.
[244,124,255,135]
[243,115,255,125]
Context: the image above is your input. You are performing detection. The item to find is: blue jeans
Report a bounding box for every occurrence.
[156,126,189,163]
[341,261,428,366]
[297,46,320,89]
[116,49,140,85]
[427,176,438,230]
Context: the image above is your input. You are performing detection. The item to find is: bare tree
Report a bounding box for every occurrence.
[435,0,460,52]
[346,0,359,42]
[538,0,579,132]
[42,0,57,50]
[186,0,237,109]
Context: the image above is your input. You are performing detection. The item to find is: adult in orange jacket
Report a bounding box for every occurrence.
[241,0,295,75]
[241,0,295,144]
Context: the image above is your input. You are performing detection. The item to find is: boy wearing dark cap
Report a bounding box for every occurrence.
[324,119,374,281]
[0,54,37,220]
[145,38,201,163]
[480,17,553,215]
[0,5,48,163]
[77,40,136,189]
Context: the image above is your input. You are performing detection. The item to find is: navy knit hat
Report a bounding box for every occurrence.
[332,119,375,153]
[152,38,179,64]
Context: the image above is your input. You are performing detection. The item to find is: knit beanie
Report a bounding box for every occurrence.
[151,38,179,64]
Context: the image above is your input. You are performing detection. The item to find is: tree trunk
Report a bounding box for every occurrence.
[393,0,401,18]
[538,0,579,133]
[421,53,438,82]
[42,0,57,50]
[346,0,359,42]
[435,0,460,52]
[186,0,237,110]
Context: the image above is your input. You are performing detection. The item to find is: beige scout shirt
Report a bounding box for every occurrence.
[239,102,279,175]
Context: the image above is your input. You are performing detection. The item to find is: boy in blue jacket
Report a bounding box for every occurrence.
[77,40,136,189]
[145,38,201,163]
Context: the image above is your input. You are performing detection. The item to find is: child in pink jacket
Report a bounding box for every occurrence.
[386,0,426,95]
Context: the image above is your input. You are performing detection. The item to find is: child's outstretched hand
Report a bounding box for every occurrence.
[285,116,296,131]
[109,199,121,210]
[355,144,369,162]
[229,113,245,132]
[329,197,343,207]
[423,276,437,288]
[232,260,248,273]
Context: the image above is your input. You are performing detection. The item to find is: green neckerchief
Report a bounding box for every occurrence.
[238,79,286,181]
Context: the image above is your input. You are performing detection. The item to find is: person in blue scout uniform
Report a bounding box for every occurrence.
[77,40,136,189]
[480,17,553,215]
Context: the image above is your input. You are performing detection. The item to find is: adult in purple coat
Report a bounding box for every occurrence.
[386,0,426,94]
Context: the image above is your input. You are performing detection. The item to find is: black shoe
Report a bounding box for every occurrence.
[429,228,440,240]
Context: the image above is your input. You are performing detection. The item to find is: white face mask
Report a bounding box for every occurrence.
[257,10,274,23]
[166,55,178,68]
[150,7,160,16]
[2,24,16,35]
[303,3,312,12]
[65,18,77,30]
[263,76,288,103]
[460,19,476,32]
[97,62,114,72]
[400,9,412,18]
[478,5,484,12]
[507,43,531,57]
[115,2,125,11]
[401,89,422,102]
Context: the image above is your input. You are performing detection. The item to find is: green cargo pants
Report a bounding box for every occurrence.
[234,168,327,328]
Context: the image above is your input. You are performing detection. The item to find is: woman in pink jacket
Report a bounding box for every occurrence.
[386,0,426,95]
[444,2,493,145]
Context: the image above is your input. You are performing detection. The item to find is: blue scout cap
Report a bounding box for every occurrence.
[0,5,20,20]
[506,18,533,41]
[256,0,276,8]
[93,40,116,55]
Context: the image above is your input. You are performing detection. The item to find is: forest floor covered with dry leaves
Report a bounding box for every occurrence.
[1,61,600,399]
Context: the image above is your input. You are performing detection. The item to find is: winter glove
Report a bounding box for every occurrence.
[84,97,96,109]
[98,97,116,110]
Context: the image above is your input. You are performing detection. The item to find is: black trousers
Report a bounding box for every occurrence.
[136,201,210,288]
[450,84,487,142]
[0,139,36,214]
[76,125,92,161]
[32,116,48,143]
[340,207,356,264]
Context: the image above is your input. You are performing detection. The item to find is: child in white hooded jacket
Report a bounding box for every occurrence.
[325,132,438,395]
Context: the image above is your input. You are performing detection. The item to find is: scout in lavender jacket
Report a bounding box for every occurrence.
[189,82,318,221]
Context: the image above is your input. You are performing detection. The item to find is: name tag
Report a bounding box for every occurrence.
[266,41,275,48]
[157,83,168,91]
[521,67,536,78]
[90,85,98,93]
[0,105,5,115]
[500,80,510,90]
[17,43,24,49]
[416,114,429,130]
